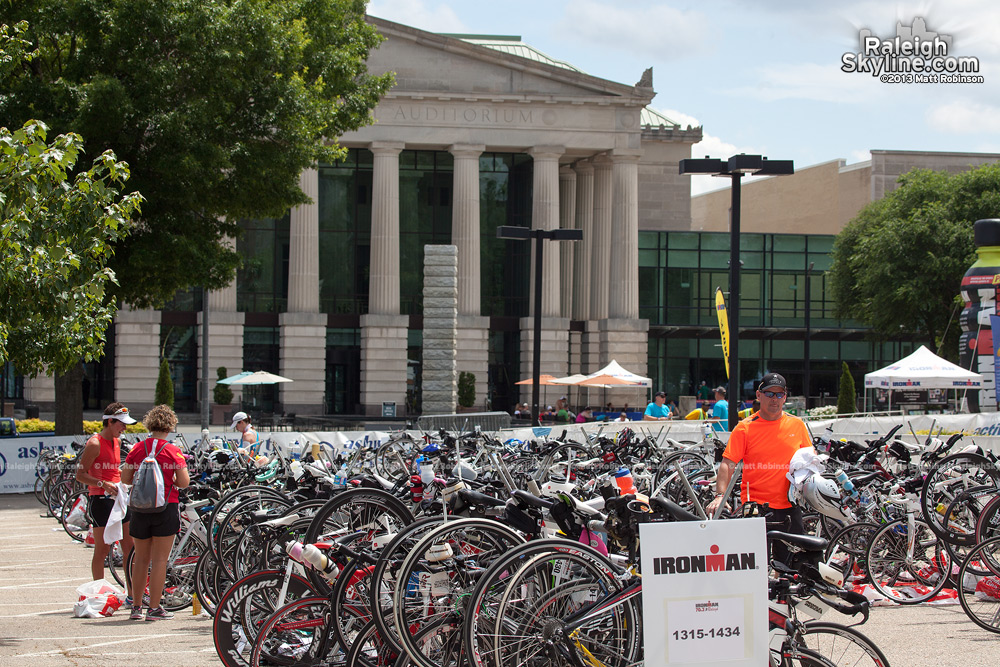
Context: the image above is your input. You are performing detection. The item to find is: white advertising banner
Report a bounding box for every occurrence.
[640,518,768,666]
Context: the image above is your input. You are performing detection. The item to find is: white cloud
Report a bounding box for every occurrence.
[849,149,872,163]
[367,0,467,33]
[927,101,1000,134]
[555,1,710,62]
[733,62,885,104]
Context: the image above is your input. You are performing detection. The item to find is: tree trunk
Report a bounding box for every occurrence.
[54,362,85,435]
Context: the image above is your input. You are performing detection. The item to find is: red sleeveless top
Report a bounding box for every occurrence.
[87,435,122,496]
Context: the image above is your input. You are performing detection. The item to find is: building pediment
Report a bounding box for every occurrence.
[367,16,653,105]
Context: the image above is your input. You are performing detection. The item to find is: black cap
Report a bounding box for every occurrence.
[713,386,727,395]
[655,391,666,398]
[758,373,787,392]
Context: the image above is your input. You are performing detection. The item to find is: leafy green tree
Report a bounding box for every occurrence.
[1,2,391,428]
[829,164,1000,360]
[837,362,856,415]
[155,358,174,409]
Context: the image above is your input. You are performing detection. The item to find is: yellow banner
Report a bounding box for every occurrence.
[716,288,730,378]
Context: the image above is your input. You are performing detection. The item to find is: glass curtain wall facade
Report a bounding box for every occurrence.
[640,231,917,405]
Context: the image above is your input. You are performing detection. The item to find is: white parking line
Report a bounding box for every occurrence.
[0,577,88,590]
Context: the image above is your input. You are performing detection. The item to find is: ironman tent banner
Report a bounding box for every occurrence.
[716,288,730,378]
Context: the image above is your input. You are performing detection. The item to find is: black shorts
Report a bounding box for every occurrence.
[129,503,181,539]
[87,495,131,528]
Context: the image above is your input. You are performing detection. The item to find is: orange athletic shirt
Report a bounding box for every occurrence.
[722,412,811,510]
[87,435,122,496]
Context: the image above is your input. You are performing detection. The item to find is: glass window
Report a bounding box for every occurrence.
[773,235,805,252]
[160,325,198,412]
[237,215,290,313]
[319,149,373,315]
[669,232,699,249]
[481,153,532,318]
[701,233,730,251]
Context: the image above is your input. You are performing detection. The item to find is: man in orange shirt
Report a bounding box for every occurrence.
[706,373,813,565]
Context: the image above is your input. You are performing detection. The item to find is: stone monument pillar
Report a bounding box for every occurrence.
[422,245,458,415]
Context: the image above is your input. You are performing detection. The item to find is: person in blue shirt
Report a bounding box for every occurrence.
[643,391,672,421]
[711,386,729,432]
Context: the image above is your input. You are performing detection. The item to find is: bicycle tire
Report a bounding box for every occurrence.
[213,569,316,667]
[370,517,447,656]
[489,545,640,667]
[195,546,221,617]
[302,487,413,594]
[957,536,1000,633]
[920,453,1000,544]
[824,521,879,584]
[463,538,623,667]
[865,518,948,604]
[801,621,891,666]
[249,596,337,666]
[391,518,525,667]
[975,493,1000,544]
[217,496,294,580]
[208,485,290,558]
[60,490,90,542]
[105,541,128,589]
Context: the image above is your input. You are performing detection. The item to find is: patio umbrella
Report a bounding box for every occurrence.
[221,370,293,385]
[515,374,560,385]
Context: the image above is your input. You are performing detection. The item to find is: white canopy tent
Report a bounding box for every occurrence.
[863,345,982,412]
[589,359,652,387]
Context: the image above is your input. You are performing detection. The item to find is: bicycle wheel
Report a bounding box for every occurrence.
[957,536,1000,633]
[105,541,128,589]
[60,490,90,542]
[921,453,1000,544]
[250,596,339,666]
[463,538,619,667]
[391,518,525,667]
[213,569,316,667]
[195,547,222,616]
[371,517,446,656]
[209,486,290,558]
[345,612,401,667]
[217,496,294,580]
[489,546,640,667]
[800,621,890,666]
[303,488,413,593]
[825,521,879,584]
[866,518,948,604]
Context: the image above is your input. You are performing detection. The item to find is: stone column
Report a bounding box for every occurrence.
[590,154,612,321]
[572,160,594,323]
[369,141,405,315]
[558,166,577,320]
[609,151,641,319]
[528,146,563,318]
[422,246,459,415]
[200,235,245,416]
[450,145,491,405]
[287,168,320,313]
[449,144,485,317]
[361,141,408,415]
[115,305,162,412]
[278,168,325,413]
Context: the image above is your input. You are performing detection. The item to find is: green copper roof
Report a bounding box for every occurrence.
[443,34,585,73]
[641,107,680,128]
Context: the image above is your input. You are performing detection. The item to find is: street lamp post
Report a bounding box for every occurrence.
[497,225,583,426]
[679,155,794,430]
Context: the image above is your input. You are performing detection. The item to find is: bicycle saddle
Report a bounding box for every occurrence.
[766,531,828,553]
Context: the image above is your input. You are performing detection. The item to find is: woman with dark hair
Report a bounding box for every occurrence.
[75,402,137,605]
[122,404,190,620]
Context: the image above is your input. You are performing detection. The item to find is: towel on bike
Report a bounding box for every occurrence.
[785,448,828,491]
[103,483,130,545]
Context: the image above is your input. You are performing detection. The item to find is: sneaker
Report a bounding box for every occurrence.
[130,606,145,621]
[125,594,150,609]
[145,606,174,621]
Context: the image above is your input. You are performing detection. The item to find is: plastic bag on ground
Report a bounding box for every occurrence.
[74,579,124,618]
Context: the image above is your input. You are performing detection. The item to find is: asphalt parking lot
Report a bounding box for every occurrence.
[2,491,999,666]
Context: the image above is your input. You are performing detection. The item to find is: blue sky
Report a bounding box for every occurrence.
[368,0,998,194]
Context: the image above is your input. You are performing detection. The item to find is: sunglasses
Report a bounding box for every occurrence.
[761,391,786,399]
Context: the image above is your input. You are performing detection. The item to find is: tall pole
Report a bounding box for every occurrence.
[728,174,742,431]
[804,262,814,409]
[200,287,210,430]
[532,232,545,427]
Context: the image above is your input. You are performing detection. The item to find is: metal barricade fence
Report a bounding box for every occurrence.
[416,411,512,433]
